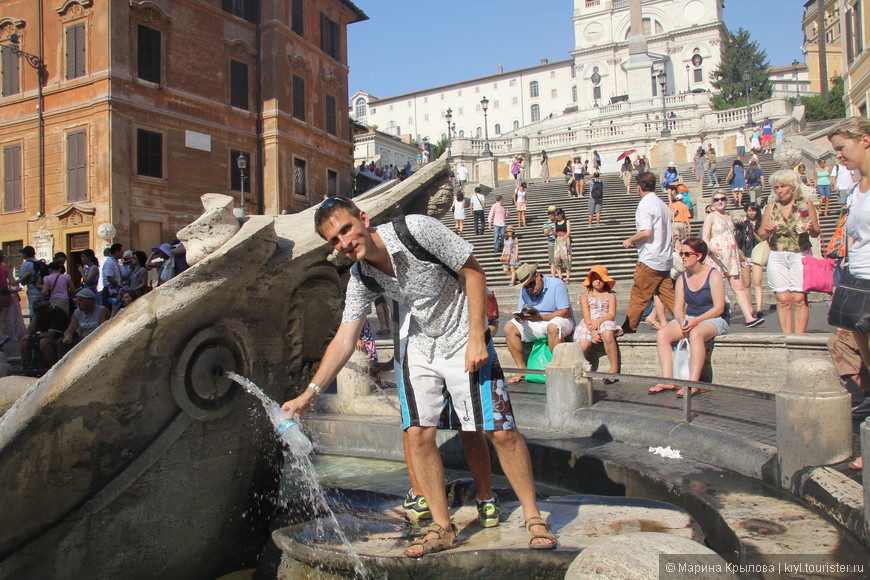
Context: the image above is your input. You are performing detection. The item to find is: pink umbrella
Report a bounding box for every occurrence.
[616,150,637,162]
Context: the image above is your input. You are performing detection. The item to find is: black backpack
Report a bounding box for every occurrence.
[590,179,604,200]
[352,215,458,294]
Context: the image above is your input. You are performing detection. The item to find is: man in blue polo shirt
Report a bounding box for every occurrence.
[504,263,574,383]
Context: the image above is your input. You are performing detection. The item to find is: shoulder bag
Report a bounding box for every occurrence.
[828,226,870,332]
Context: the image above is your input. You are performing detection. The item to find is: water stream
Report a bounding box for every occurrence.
[225,372,370,579]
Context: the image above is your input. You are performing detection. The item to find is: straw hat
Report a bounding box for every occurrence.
[515,263,538,286]
[583,265,616,290]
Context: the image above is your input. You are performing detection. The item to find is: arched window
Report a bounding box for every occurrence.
[513,120,520,130]
[355,97,366,117]
[458,129,465,138]
[494,123,501,135]
[529,81,539,98]
[476,126,483,137]
[530,104,540,122]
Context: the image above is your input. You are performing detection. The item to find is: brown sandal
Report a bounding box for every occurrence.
[525,517,557,550]
[405,523,459,558]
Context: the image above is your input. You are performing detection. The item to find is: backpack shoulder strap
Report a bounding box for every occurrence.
[352,261,383,294]
[392,216,459,280]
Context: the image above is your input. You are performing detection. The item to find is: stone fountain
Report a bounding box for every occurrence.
[0,162,454,579]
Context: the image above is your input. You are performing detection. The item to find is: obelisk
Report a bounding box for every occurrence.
[623,0,657,100]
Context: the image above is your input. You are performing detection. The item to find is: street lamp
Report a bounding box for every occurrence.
[743,71,754,128]
[9,33,46,218]
[445,108,453,162]
[236,153,247,215]
[657,70,671,137]
[685,64,691,89]
[480,96,492,157]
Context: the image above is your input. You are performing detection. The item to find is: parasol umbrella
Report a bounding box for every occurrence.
[616,149,637,162]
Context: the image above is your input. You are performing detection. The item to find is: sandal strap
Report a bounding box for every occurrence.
[525,516,551,531]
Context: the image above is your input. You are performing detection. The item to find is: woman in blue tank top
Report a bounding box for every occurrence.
[650,237,730,397]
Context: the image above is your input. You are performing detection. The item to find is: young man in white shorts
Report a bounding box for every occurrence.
[281,198,555,557]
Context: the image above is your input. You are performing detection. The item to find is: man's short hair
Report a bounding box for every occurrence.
[636,171,657,192]
[109,243,123,255]
[313,196,362,239]
[20,245,35,258]
[474,186,481,193]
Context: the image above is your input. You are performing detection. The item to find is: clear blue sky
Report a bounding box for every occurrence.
[347,0,804,101]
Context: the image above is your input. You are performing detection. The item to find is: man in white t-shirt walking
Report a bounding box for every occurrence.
[456,164,468,189]
[832,161,856,211]
[621,171,676,333]
[470,186,486,235]
[735,128,746,160]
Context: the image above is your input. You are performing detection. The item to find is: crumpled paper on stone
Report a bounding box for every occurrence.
[648,445,682,459]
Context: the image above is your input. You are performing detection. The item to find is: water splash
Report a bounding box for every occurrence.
[226,372,370,579]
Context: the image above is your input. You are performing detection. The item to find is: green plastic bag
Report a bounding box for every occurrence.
[525,337,552,383]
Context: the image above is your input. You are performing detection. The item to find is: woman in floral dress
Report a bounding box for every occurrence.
[702,193,764,327]
[758,169,821,333]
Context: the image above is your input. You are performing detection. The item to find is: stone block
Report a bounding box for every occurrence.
[776,358,851,489]
[546,342,590,430]
[565,531,727,580]
[336,349,374,413]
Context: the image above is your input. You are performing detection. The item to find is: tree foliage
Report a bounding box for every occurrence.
[431,138,448,159]
[709,28,772,110]
[799,76,847,122]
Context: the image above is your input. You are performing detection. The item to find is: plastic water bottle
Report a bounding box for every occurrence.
[276,418,314,455]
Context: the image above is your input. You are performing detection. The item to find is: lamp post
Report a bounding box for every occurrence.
[480,96,492,157]
[9,33,46,218]
[685,64,691,89]
[743,71,754,128]
[236,153,247,215]
[657,70,671,137]
[445,108,453,162]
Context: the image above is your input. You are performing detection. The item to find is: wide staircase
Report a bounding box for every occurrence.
[440,154,841,314]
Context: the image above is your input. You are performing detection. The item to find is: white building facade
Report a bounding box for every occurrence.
[351,0,728,146]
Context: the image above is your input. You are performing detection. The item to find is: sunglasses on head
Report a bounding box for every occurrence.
[319,196,351,210]
[679,251,701,257]
[712,197,727,202]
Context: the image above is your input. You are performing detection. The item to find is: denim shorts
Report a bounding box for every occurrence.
[685,315,729,336]
[817,184,832,198]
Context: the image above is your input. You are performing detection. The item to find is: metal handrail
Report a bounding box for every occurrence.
[501,367,774,423]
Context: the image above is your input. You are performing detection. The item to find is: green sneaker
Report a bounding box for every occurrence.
[403,489,431,524]
[477,495,500,528]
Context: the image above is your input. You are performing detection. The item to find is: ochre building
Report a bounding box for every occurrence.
[0,0,366,277]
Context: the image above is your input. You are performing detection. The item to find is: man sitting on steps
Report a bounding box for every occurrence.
[504,263,574,384]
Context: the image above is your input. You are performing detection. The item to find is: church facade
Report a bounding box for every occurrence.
[351,0,726,146]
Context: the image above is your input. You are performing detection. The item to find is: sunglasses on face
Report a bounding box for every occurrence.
[679,251,701,258]
[712,197,727,202]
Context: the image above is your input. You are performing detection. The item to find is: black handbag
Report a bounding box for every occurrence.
[828,269,870,333]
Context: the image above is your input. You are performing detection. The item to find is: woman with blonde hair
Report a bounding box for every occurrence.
[758,168,821,333]
[827,117,870,470]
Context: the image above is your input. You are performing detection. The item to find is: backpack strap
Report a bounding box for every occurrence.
[392,215,459,280]
[352,261,383,294]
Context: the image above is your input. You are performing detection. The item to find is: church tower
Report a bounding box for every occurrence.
[571,0,726,109]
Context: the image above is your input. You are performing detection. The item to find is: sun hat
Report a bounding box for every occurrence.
[151,243,172,257]
[583,265,616,290]
[547,205,557,213]
[515,263,538,286]
[506,225,515,232]
[675,193,683,201]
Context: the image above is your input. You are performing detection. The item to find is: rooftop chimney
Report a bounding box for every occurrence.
[541,58,549,64]
[498,64,503,74]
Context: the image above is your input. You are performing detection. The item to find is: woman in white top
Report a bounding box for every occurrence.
[513,181,528,227]
[452,192,467,235]
[828,117,870,469]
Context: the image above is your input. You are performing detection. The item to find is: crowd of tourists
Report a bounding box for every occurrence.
[0,240,188,373]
